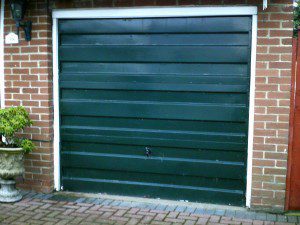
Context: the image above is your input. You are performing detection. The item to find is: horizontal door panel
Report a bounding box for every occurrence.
[61,152,245,179]
[61,116,248,134]
[61,142,246,161]
[60,100,247,122]
[61,125,246,143]
[62,178,244,205]
[59,17,251,34]
[60,33,250,46]
[60,73,250,86]
[60,82,248,93]
[61,89,248,105]
[63,168,245,192]
[61,62,248,76]
[59,45,249,63]
[61,133,246,151]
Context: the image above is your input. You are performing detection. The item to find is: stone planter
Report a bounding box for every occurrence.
[0,147,24,202]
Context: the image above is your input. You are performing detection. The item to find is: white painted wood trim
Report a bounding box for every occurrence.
[52,7,258,204]
[53,6,257,19]
[53,18,61,191]
[246,14,257,208]
[263,0,268,10]
[0,0,5,109]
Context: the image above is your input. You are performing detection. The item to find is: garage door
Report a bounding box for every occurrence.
[58,16,252,206]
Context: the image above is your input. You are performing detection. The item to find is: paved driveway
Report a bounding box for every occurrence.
[0,192,299,225]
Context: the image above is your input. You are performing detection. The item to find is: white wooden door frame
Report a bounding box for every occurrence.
[52,6,258,208]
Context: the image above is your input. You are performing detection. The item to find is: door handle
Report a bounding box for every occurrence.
[145,147,152,157]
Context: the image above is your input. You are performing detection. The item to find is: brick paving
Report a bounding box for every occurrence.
[0,192,299,225]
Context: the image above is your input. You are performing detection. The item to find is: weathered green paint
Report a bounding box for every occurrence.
[58,16,252,206]
[58,17,251,33]
[60,45,249,62]
[61,33,250,46]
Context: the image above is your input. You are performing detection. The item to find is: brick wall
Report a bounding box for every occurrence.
[2,0,293,212]
[3,0,53,193]
[251,1,293,212]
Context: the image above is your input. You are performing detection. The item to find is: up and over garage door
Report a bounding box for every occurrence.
[58,15,252,206]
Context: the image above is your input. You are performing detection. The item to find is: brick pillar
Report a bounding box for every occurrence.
[250,0,293,212]
[4,0,53,192]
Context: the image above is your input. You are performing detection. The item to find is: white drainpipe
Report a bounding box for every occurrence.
[263,0,267,10]
[0,0,5,109]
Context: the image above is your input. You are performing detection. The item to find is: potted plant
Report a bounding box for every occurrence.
[0,106,35,202]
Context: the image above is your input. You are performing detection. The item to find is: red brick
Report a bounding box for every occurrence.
[257,38,280,45]
[269,46,292,53]
[264,168,286,176]
[270,30,293,37]
[270,13,293,20]
[257,54,280,61]
[269,61,292,69]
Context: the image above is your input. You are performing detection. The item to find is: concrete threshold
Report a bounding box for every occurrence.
[55,191,247,212]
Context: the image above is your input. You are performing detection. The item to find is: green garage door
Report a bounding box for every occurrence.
[59,16,252,206]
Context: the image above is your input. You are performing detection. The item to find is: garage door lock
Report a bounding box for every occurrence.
[145,147,152,157]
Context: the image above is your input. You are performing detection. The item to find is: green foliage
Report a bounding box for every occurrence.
[0,106,35,153]
[294,1,300,37]
[20,139,35,153]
